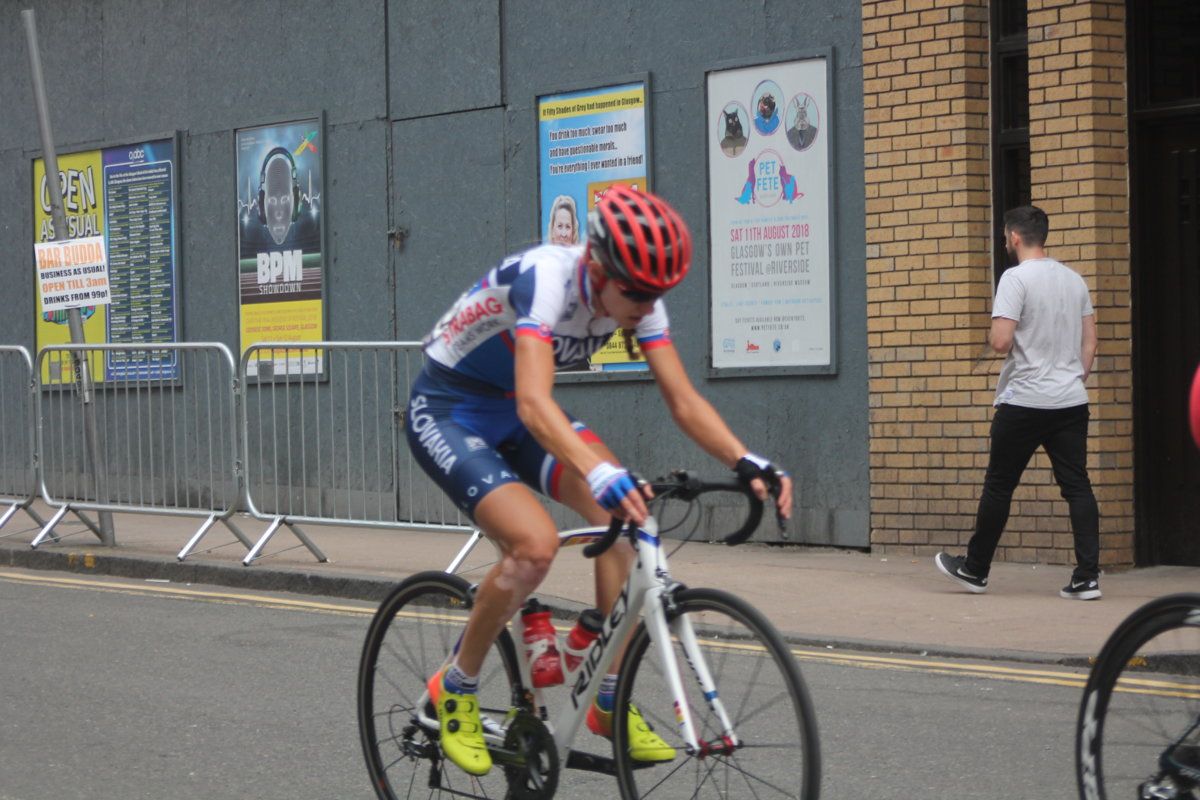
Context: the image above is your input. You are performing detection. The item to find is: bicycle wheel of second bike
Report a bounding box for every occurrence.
[613,587,821,799]
[358,570,520,800]
[1076,593,1200,800]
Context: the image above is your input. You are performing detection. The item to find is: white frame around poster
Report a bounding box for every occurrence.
[705,51,837,377]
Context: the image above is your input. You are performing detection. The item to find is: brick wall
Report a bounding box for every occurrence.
[862,0,1135,568]
[1025,0,1133,568]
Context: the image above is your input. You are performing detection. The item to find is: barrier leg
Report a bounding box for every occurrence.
[445,529,484,574]
[24,505,46,528]
[286,523,327,563]
[0,503,46,540]
[243,516,284,566]
[0,503,19,532]
[176,514,219,561]
[72,510,106,542]
[222,518,255,549]
[31,505,70,548]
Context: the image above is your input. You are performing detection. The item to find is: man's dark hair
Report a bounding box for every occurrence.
[1003,205,1049,247]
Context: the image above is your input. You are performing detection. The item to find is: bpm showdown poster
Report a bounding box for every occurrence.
[235,117,325,377]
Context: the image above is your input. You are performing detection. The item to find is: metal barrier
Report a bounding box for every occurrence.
[34,343,251,558]
[0,346,46,536]
[240,342,475,565]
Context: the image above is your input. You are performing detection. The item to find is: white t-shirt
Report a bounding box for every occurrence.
[992,257,1094,409]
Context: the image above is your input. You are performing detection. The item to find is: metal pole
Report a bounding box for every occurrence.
[23,8,115,545]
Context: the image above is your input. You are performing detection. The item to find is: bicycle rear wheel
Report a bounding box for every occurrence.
[1076,593,1200,800]
[613,587,820,799]
[358,570,520,800]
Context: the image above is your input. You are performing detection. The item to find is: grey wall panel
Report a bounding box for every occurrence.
[501,0,760,102]
[0,0,869,547]
[280,0,388,125]
[325,119,392,342]
[179,129,236,349]
[178,0,385,134]
[388,0,501,119]
[0,151,33,348]
[391,109,506,339]
[0,2,103,149]
[502,105,539,248]
[98,0,189,139]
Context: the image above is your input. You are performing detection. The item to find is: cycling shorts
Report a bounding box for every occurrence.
[406,363,603,518]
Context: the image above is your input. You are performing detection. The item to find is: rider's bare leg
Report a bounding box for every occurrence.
[453,482,560,677]
[554,440,635,615]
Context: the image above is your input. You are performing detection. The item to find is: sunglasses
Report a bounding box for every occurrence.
[614,281,662,303]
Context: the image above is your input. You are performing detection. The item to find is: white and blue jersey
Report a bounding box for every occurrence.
[408,244,672,519]
[423,244,671,393]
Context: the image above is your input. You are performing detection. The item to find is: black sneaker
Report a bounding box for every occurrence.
[934,552,988,593]
[1060,578,1101,600]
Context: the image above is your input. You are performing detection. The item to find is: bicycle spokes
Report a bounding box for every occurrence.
[615,588,820,799]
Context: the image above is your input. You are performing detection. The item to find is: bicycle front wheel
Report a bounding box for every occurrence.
[613,587,820,800]
[358,570,520,800]
[1076,593,1200,800]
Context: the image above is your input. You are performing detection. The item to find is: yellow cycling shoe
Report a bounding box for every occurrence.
[587,702,676,762]
[429,670,492,776]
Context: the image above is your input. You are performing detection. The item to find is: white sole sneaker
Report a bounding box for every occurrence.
[934,553,987,594]
[1060,587,1102,600]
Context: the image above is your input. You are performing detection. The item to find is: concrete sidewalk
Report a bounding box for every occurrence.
[1,502,1196,664]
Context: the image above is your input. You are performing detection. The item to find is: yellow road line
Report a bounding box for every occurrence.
[4,569,1194,698]
[0,569,376,615]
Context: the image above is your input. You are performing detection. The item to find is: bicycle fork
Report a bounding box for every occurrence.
[643,586,739,756]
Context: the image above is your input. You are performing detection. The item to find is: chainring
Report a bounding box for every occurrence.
[502,711,560,800]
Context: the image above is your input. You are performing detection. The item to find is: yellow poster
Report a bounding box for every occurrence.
[33,149,107,384]
[240,298,325,377]
[589,332,648,367]
[584,177,651,369]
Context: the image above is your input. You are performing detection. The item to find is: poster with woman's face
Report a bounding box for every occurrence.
[537,80,654,373]
[537,80,649,248]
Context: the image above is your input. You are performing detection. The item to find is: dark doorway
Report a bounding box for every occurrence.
[1130,1,1200,565]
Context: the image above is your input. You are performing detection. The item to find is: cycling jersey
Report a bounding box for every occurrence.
[423,244,671,393]
[410,244,672,518]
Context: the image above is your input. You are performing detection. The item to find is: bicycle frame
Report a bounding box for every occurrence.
[433,514,740,766]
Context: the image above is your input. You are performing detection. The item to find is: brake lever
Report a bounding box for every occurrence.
[770,479,790,540]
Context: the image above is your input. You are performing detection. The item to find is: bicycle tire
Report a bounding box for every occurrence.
[612,587,821,799]
[358,570,521,800]
[1076,592,1200,800]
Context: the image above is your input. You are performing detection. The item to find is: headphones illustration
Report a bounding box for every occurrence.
[256,146,302,226]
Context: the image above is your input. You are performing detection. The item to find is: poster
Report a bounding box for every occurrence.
[33,137,180,384]
[35,237,110,312]
[538,79,651,373]
[235,116,325,378]
[707,57,833,372]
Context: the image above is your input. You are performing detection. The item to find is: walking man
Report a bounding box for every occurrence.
[935,205,1101,600]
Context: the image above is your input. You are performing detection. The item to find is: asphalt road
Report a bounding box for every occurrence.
[0,568,1088,799]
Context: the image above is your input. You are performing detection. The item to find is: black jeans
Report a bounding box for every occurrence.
[965,403,1100,581]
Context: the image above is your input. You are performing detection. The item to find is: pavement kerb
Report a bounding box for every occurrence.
[0,542,1093,668]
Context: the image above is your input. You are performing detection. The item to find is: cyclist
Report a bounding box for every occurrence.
[406,184,793,776]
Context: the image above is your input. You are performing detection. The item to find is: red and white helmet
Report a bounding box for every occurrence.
[587,185,692,293]
[1190,362,1200,451]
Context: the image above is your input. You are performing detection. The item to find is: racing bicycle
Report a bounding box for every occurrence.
[1076,592,1200,799]
[357,470,821,799]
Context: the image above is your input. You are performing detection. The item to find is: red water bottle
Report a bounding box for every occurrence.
[521,599,564,687]
[563,608,605,673]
